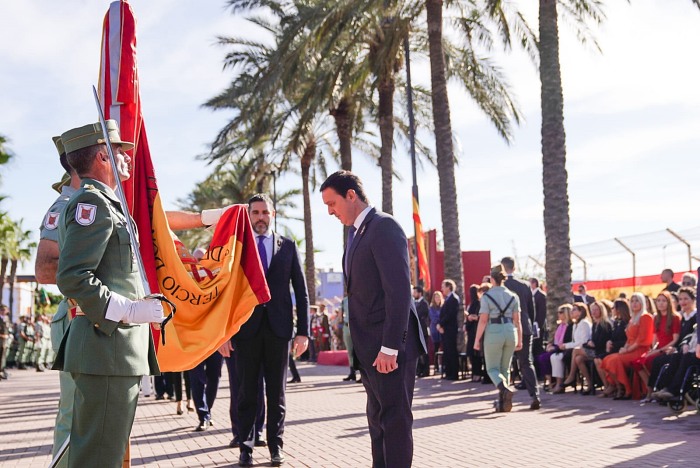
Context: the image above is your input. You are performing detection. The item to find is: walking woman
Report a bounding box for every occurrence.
[474,265,522,412]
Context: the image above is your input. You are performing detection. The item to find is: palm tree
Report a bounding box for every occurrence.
[1,218,35,313]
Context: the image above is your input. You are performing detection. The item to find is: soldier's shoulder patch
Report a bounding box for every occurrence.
[84,184,96,190]
[75,203,97,226]
[43,212,60,230]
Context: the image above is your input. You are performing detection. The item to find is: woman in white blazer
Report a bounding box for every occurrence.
[551,303,592,393]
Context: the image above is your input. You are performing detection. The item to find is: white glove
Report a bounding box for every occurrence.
[106,292,164,324]
[201,205,234,226]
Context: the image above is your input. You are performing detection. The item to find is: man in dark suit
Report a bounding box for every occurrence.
[529,278,547,364]
[321,171,426,468]
[501,257,541,410]
[413,286,431,377]
[660,268,681,293]
[234,194,309,467]
[573,284,595,305]
[437,280,460,380]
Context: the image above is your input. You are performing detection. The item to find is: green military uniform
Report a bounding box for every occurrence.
[0,309,10,377]
[54,122,159,468]
[40,177,77,457]
[17,318,35,368]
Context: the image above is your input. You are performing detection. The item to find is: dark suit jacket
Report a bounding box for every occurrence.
[415,297,430,337]
[573,294,595,305]
[235,233,309,340]
[438,294,459,334]
[344,209,426,365]
[533,289,547,329]
[505,276,534,336]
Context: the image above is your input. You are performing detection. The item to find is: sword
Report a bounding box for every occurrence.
[91,86,176,340]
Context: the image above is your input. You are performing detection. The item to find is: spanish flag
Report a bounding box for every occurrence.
[98,0,269,370]
[412,194,431,291]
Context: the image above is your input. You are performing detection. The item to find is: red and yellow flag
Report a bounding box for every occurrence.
[412,195,431,291]
[98,0,269,371]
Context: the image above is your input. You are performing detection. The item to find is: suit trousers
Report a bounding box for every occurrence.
[483,323,517,388]
[225,354,265,442]
[515,334,540,397]
[358,355,418,468]
[52,370,76,457]
[235,315,289,452]
[190,352,223,423]
[69,373,140,468]
[441,330,459,379]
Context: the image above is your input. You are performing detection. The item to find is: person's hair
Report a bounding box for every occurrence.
[681,272,697,287]
[469,284,479,303]
[319,170,368,203]
[530,278,539,288]
[66,144,104,176]
[678,286,696,301]
[600,299,614,317]
[572,302,589,323]
[618,292,627,299]
[431,290,444,308]
[654,291,680,335]
[662,268,674,277]
[59,153,73,174]
[478,282,492,293]
[413,286,424,294]
[669,291,680,311]
[613,298,631,323]
[630,292,648,320]
[500,256,515,272]
[490,265,507,285]
[248,193,274,207]
[590,301,612,330]
[442,279,456,292]
[645,295,656,316]
[557,304,573,324]
[578,284,587,291]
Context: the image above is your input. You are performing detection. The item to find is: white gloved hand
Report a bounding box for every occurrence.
[201,204,234,226]
[106,292,164,324]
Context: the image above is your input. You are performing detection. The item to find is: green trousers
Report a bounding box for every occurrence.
[69,373,141,468]
[342,324,354,369]
[483,322,517,388]
[52,371,76,458]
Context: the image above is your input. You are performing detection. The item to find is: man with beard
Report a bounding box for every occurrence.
[234,193,309,467]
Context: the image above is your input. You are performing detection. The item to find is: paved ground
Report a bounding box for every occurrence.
[1,363,699,467]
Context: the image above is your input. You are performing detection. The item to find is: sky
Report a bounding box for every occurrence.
[1,0,699,284]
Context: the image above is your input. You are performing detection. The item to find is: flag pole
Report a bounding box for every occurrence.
[403,34,421,288]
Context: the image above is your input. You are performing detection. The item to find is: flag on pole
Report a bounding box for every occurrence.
[412,195,431,291]
[98,0,269,370]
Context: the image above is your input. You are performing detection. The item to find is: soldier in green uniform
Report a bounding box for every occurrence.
[0,304,10,380]
[35,136,81,457]
[54,120,165,468]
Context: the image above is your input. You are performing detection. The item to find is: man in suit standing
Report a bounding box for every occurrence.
[501,257,541,410]
[321,171,426,468]
[573,284,595,305]
[413,286,431,377]
[529,278,547,364]
[660,269,681,293]
[234,193,309,467]
[436,280,460,380]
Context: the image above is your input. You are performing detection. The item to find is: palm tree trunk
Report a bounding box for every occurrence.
[8,259,17,314]
[301,141,316,305]
[426,0,464,299]
[539,0,573,332]
[332,96,354,172]
[0,257,7,302]
[378,73,395,215]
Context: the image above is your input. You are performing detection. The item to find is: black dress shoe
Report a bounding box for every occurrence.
[288,377,301,383]
[194,420,211,432]
[514,382,526,390]
[238,451,253,467]
[342,373,356,382]
[254,439,267,447]
[270,448,286,466]
[530,397,541,410]
[155,395,165,401]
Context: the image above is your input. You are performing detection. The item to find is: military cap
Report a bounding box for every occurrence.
[51,136,70,193]
[60,119,134,154]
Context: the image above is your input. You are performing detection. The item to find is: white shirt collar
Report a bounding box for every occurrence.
[353,205,373,231]
[682,309,697,320]
[257,230,273,239]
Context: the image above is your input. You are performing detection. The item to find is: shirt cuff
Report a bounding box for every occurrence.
[380,346,398,356]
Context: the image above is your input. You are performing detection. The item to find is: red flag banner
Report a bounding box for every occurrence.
[412,195,431,291]
[98,0,270,370]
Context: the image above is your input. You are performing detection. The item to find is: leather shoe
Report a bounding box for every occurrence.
[342,373,356,382]
[238,451,253,467]
[530,397,541,410]
[255,439,267,447]
[270,448,286,466]
[514,382,526,390]
[194,420,211,432]
[288,377,301,383]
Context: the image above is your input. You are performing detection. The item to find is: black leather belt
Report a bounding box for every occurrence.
[490,317,512,324]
